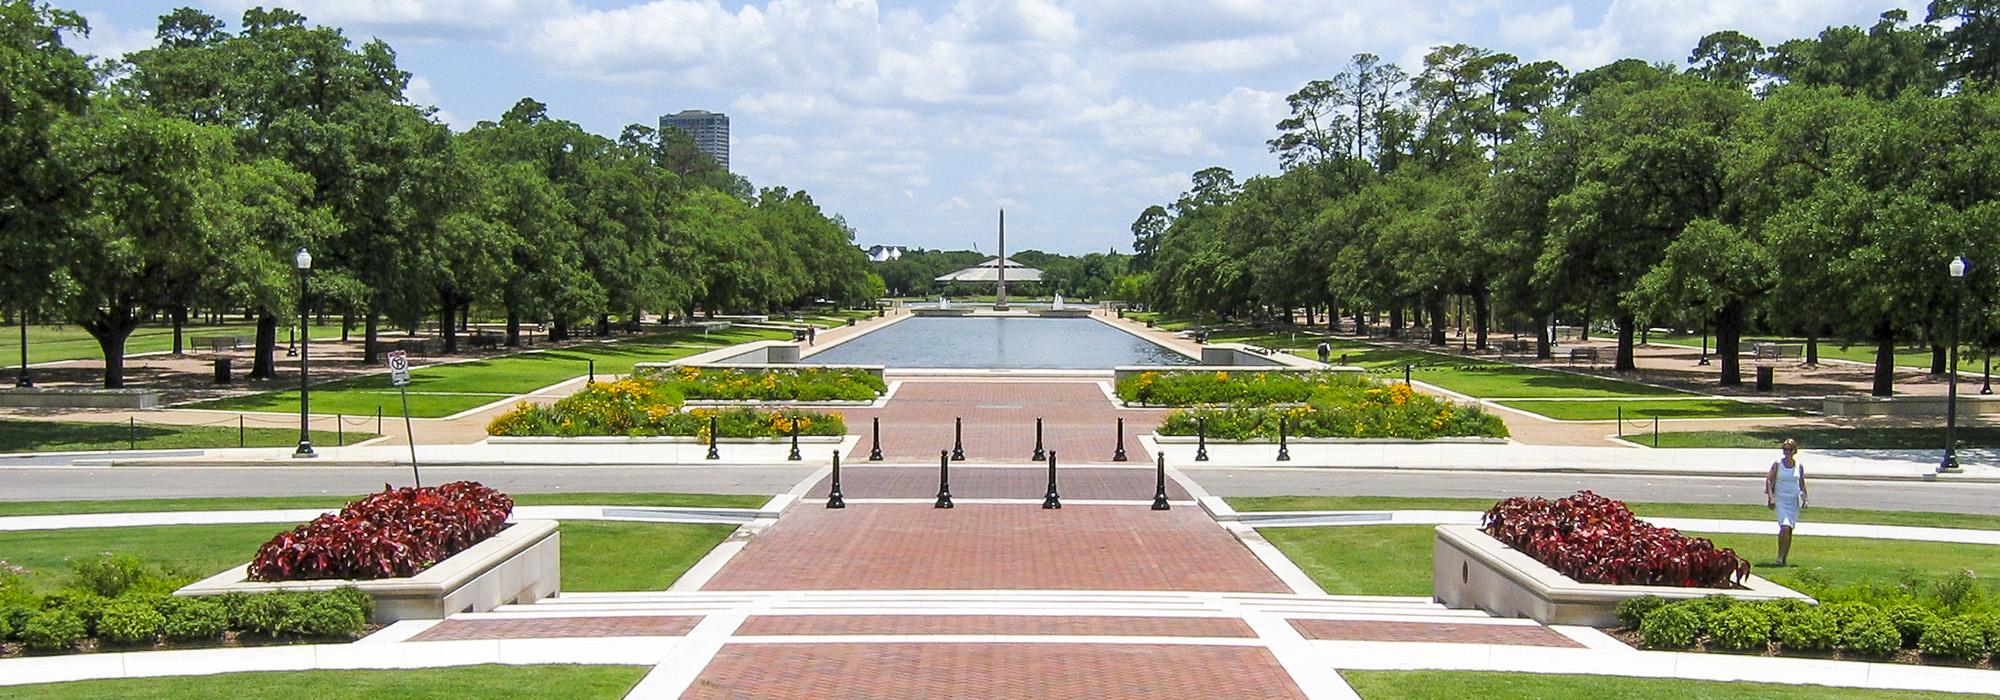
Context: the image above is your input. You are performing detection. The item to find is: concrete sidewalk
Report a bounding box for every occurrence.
[26,438,862,469]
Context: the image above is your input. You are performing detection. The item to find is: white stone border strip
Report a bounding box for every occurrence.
[0,637,668,687]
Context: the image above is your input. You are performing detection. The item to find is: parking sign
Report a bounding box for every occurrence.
[385,350,410,387]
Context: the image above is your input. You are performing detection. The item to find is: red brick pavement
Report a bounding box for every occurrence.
[1288,619,1583,648]
[408,616,701,641]
[701,504,1289,592]
[806,466,1187,500]
[842,381,1164,464]
[734,615,1256,638]
[679,643,1308,699]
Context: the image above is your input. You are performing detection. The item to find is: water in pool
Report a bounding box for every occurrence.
[803,316,1197,369]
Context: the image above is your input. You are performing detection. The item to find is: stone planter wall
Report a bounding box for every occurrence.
[1823,394,2000,417]
[1432,524,1811,626]
[0,388,159,409]
[178,520,561,623]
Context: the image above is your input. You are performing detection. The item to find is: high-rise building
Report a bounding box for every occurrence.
[659,109,730,171]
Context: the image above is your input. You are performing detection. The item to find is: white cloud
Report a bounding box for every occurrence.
[403,75,464,129]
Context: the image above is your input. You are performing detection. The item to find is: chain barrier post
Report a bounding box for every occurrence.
[826,452,846,509]
[1653,416,1660,448]
[706,415,721,460]
[128,417,136,450]
[1195,417,1209,462]
[1404,363,1412,386]
[868,416,884,461]
[1277,415,1291,462]
[1617,406,1623,437]
[787,416,802,461]
[1112,417,1128,462]
[934,449,954,508]
[238,415,245,448]
[588,359,596,385]
[337,414,344,446]
[1031,417,1046,461]
[1151,451,1171,510]
[377,406,383,434]
[951,417,965,461]
[1042,450,1062,509]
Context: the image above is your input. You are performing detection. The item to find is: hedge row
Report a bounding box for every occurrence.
[0,555,371,653]
[1626,594,2000,661]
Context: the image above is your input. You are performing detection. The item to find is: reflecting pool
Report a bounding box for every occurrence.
[803,316,1197,369]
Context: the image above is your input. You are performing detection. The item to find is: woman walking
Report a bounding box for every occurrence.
[1765,438,1809,566]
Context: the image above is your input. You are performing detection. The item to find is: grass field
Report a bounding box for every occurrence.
[1259,524,2000,596]
[1342,671,1985,699]
[0,418,363,453]
[1494,398,1794,421]
[0,517,739,592]
[192,327,790,418]
[1652,333,1962,369]
[2,322,264,364]
[5,665,648,699]
[0,491,770,517]
[1636,426,2000,449]
[1227,495,2000,531]
[1199,328,1686,400]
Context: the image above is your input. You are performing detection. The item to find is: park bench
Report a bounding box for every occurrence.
[191,336,241,352]
[1498,338,1532,357]
[468,333,500,350]
[1567,347,1601,365]
[1752,343,1792,363]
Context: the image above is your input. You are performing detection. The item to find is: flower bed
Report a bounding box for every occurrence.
[1484,491,1746,588]
[641,366,885,402]
[1156,381,1507,440]
[484,378,846,438]
[249,482,513,582]
[0,554,372,656]
[1118,369,1352,405]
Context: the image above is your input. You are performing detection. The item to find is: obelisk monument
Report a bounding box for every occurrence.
[994,208,1008,311]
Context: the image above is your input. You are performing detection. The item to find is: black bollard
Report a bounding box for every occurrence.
[706,415,720,460]
[1404,363,1412,386]
[1195,417,1209,462]
[1031,417,1046,461]
[951,417,966,461]
[787,417,802,461]
[868,416,884,461]
[935,449,954,508]
[1042,450,1062,509]
[1112,417,1129,462]
[1151,451,1171,510]
[1276,416,1291,462]
[826,452,846,508]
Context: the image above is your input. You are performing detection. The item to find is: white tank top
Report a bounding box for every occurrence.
[1772,459,1802,498]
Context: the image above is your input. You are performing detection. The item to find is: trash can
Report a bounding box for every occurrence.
[213,357,231,384]
[847,318,857,327]
[1756,365,1774,391]
[793,329,808,342]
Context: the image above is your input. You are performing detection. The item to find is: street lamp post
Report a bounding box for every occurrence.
[15,316,31,388]
[1941,255,1967,473]
[293,247,316,459]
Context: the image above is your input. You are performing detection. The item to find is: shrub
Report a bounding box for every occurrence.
[1156,380,1508,441]
[1919,616,1989,660]
[650,366,886,402]
[1841,607,1904,657]
[97,596,167,644]
[326,586,374,622]
[1483,491,1748,588]
[20,609,86,651]
[486,388,847,439]
[1980,614,2000,654]
[233,592,298,637]
[1776,606,1841,652]
[1639,604,1702,649]
[1707,605,1772,651]
[249,481,513,581]
[282,592,368,637]
[1754,598,1813,635]
[43,590,108,635]
[1615,595,1665,628]
[1886,603,1941,648]
[158,596,229,641]
[68,554,151,598]
[1117,370,1358,405]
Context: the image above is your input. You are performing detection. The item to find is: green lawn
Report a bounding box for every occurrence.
[1653,333,1960,369]
[1259,525,2000,596]
[0,419,364,453]
[1227,495,2000,531]
[191,327,790,418]
[1342,671,1985,699]
[3,665,647,699]
[0,511,743,592]
[1637,426,2000,450]
[0,491,769,517]
[1198,328,1685,399]
[2,322,263,364]
[1495,398,1793,421]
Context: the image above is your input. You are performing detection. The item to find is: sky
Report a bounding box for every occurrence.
[59,0,1927,255]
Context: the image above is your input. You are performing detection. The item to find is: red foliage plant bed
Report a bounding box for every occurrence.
[1482,490,1748,588]
[248,481,514,582]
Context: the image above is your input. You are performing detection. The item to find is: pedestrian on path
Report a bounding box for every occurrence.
[807,326,817,346]
[1765,438,1809,566]
[1316,341,1331,364]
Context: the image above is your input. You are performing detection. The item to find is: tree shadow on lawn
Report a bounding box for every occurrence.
[0,420,205,450]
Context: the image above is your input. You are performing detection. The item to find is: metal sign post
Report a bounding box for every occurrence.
[385,351,421,487]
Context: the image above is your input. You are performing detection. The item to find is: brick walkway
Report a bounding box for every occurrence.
[408,615,700,641]
[735,615,1257,638]
[842,381,1161,464]
[679,642,1308,700]
[805,465,1186,500]
[1289,619,1582,648]
[700,504,1290,593]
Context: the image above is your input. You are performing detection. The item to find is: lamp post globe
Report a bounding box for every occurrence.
[1941,256,1968,473]
[293,247,316,458]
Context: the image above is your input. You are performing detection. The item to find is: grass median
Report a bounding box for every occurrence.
[4,665,648,699]
[3,322,263,364]
[1635,425,2000,449]
[1494,398,1794,421]
[0,418,365,453]
[1227,495,2000,531]
[1342,671,1985,699]
[0,491,770,517]
[1198,328,1687,400]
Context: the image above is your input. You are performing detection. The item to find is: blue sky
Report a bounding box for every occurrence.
[60,1,1925,255]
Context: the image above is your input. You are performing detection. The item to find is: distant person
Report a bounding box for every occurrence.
[1764,438,1809,566]
[1316,341,1331,364]
[807,326,817,346]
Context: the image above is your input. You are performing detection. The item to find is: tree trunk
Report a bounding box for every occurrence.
[440,299,459,355]
[459,303,470,334]
[1388,307,1403,338]
[1535,312,1554,359]
[364,313,380,364]
[1932,343,1947,375]
[551,318,570,342]
[1872,320,1897,396]
[341,312,350,343]
[1805,331,1819,366]
[84,310,139,389]
[251,313,278,380]
[171,307,186,356]
[1354,311,1367,336]
[1427,294,1447,346]
[1579,308,1591,341]
[1615,313,1636,371]
[506,306,522,347]
[1716,302,1744,386]
[596,313,610,337]
[1472,289,1491,350]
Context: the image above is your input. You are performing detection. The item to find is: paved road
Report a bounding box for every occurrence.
[1183,467,2000,515]
[0,465,819,501]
